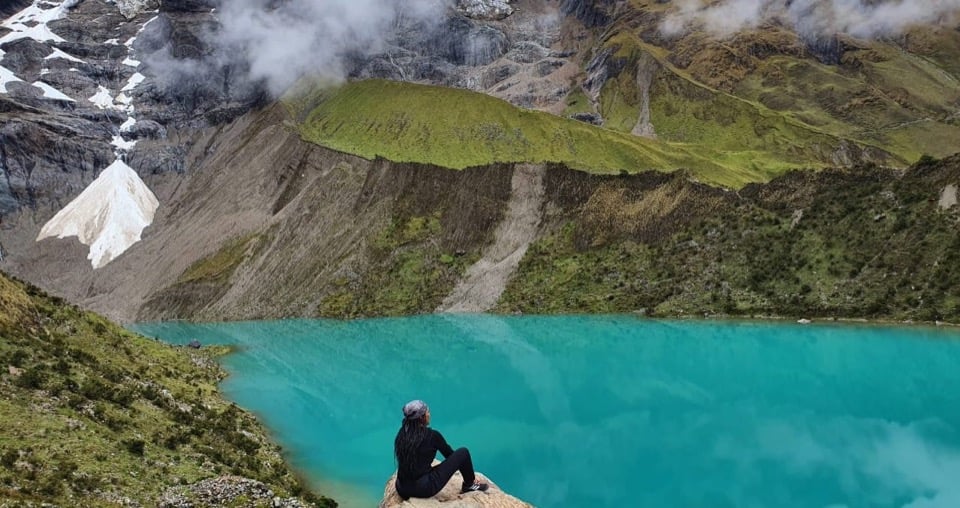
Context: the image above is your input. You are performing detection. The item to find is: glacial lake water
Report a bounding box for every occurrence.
[132,315,960,508]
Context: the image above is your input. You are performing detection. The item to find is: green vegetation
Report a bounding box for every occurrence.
[498,157,960,322]
[586,14,960,172]
[317,212,479,318]
[289,79,832,188]
[279,2,960,191]
[0,273,334,507]
[178,234,262,285]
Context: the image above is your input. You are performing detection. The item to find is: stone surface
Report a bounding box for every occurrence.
[456,0,514,21]
[115,0,159,19]
[158,475,311,508]
[379,464,532,508]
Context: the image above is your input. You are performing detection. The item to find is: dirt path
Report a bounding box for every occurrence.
[437,163,545,313]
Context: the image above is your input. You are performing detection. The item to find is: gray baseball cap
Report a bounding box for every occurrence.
[402,399,429,420]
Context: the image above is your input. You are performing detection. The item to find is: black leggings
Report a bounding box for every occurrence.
[397,447,477,499]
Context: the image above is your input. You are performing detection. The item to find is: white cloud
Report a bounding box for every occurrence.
[214,0,448,95]
[663,0,960,38]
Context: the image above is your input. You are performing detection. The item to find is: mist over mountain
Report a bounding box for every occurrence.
[663,0,960,38]
[211,0,447,95]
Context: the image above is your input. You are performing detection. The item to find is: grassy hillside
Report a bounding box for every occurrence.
[577,2,960,166]
[288,79,851,188]
[0,272,334,507]
[285,11,960,189]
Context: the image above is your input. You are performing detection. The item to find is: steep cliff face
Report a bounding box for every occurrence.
[6,98,960,324]
[0,0,574,262]
[0,0,262,249]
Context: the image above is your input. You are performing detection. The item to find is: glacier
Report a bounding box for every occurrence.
[37,160,159,269]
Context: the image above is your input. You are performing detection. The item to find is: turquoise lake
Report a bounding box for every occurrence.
[132,315,960,508]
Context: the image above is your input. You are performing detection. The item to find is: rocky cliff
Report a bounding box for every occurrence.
[4,99,960,324]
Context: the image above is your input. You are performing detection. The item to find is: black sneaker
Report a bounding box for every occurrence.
[461,482,489,494]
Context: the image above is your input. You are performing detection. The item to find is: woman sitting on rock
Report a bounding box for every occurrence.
[393,399,489,499]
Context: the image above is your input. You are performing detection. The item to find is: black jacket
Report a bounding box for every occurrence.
[397,428,454,483]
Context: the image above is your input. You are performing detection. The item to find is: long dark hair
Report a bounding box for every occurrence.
[394,417,430,477]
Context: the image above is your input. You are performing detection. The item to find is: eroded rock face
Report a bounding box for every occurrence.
[348,0,577,113]
[0,0,576,228]
[0,0,264,224]
[115,0,159,19]
[560,0,616,27]
[456,0,514,21]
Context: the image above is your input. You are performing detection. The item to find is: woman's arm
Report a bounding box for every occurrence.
[432,429,455,458]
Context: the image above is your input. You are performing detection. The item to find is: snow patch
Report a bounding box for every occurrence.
[121,72,145,91]
[40,68,50,75]
[124,36,136,47]
[37,159,159,269]
[88,85,115,108]
[45,47,85,63]
[105,38,120,45]
[115,92,132,105]
[119,117,136,132]
[32,80,74,101]
[122,57,141,67]
[139,15,158,32]
[1,65,23,93]
[1,1,68,44]
[111,135,136,151]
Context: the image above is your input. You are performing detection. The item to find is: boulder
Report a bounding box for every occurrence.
[379,465,532,508]
[455,0,514,21]
[114,0,160,19]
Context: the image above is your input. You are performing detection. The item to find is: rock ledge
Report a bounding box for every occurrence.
[379,466,532,508]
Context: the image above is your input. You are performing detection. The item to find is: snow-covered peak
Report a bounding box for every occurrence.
[37,159,159,269]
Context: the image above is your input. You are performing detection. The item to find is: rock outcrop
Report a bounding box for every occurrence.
[379,466,532,508]
[456,0,514,21]
[348,0,576,112]
[159,475,312,508]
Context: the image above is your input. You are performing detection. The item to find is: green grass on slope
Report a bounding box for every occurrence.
[591,25,960,167]
[0,273,333,507]
[290,79,817,188]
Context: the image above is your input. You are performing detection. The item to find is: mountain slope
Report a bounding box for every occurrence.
[3,0,960,325]
[292,78,850,188]
[562,1,960,166]
[0,271,334,506]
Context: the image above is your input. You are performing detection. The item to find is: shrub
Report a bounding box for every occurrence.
[0,449,17,469]
[15,368,46,390]
[123,439,145,456]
